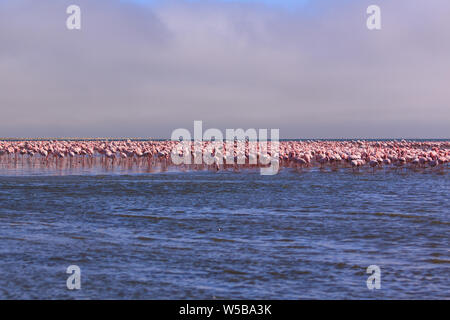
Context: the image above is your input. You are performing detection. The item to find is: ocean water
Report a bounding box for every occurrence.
[0,166,448,299]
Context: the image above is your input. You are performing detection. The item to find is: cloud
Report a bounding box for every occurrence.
[0,0,449,138]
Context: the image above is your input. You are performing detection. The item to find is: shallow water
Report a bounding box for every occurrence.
[0,166,448,299]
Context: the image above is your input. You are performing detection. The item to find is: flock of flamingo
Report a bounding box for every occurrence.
[0,139,448,173]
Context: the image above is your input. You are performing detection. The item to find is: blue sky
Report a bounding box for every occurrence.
[125,0,311,9]
[0,0,449,138]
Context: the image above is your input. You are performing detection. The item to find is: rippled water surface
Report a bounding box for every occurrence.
[0,166,448,299]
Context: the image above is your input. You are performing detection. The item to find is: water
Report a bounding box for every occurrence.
[0,167,448,299]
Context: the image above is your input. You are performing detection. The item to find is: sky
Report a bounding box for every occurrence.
[0,0,449,138]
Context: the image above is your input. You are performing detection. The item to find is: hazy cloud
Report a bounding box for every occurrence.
[0,0,449,138]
